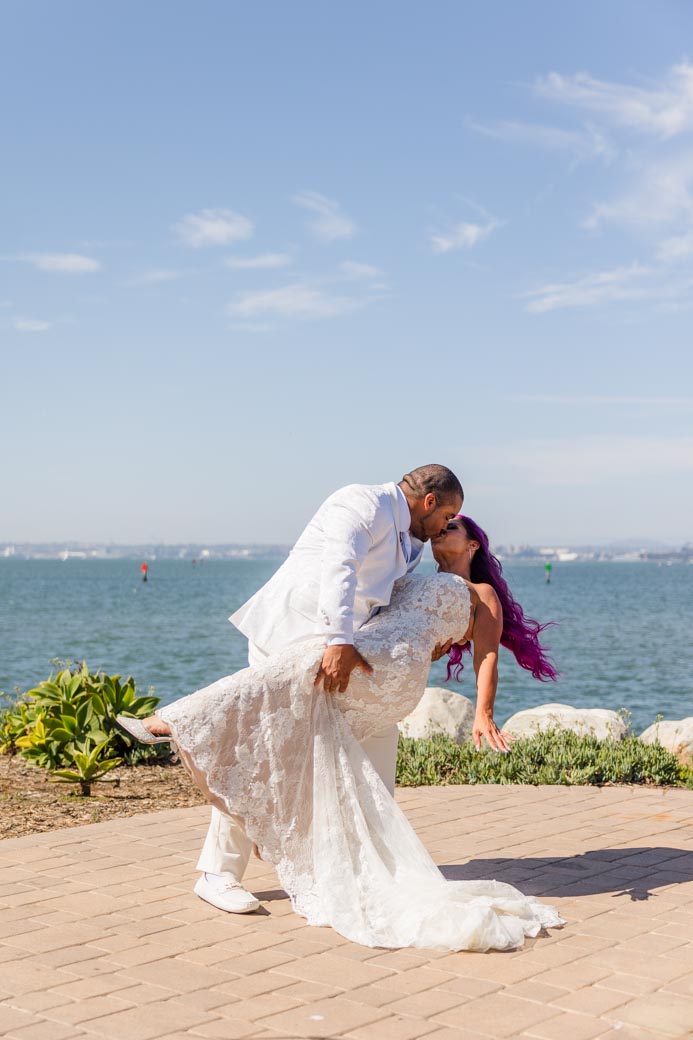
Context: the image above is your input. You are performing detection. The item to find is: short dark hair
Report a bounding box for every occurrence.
[400,464,463,504]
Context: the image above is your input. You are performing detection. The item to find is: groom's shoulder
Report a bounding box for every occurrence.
[327,482,393,510]
[319,482,395,526]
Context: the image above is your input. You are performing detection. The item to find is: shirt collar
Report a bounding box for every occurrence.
[395,484,412,533]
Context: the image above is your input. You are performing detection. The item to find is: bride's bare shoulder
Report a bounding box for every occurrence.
[464,580,501,610]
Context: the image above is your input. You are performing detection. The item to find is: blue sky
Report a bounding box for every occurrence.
[2,0,693,546]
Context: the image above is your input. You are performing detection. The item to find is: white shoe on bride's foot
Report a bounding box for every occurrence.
[194,873,260,914]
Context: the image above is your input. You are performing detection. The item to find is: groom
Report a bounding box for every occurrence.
[194,463,464,913]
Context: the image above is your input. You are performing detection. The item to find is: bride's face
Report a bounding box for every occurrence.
[431,517,479,563]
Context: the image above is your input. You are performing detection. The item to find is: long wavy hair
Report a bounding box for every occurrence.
[445,515,558,682]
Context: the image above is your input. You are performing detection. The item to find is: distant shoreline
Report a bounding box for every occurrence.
[1,549,692,564]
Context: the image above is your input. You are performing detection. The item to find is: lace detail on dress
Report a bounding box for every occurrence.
[160,572,563,950]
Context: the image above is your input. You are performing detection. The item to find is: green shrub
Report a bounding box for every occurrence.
[0,662,164,795]
[396,729,693,789]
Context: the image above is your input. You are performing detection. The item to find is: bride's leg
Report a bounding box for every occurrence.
[141,714,171,737]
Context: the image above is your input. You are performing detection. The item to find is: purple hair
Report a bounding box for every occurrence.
[446,515,558,683]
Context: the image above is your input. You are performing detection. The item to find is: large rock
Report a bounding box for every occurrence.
[639,718,693,765]
[502,703,627,741]
[398,686,475,744]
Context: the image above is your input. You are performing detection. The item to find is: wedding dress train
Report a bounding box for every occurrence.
[160,572,563,951]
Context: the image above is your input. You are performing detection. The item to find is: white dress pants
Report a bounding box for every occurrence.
[195,641,400,883]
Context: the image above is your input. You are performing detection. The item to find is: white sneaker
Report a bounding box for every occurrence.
[194,873,260,914]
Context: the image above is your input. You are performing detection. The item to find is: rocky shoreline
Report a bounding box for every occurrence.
[400,689,693,766]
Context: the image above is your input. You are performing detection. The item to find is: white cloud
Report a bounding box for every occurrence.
[224,253,292,270]
[491,435,693,485]
[13,317,51,332]
[227,282,365,320]
[430,220,501,254]
[22,253,101,273]
[657,228,693,262]
[292,191,356,241]
[339,261,381,279]
[535,62,693,139]
[174,208,253,248]
[584,153,693,231]
[466,118,614,163]
[520,262,691,313]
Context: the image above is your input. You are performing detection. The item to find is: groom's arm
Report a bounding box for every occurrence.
[313,493,377,693]
[317,499,373,644]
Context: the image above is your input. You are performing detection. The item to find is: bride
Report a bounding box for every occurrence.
[120,516,562,952]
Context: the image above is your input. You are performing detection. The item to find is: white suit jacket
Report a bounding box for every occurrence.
[229,482,423,656]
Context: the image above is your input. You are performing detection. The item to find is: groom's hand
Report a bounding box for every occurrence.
[314,645,374,694]
[431,639,453,662]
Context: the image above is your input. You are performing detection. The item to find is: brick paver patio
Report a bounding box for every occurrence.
[1,785,692,1040]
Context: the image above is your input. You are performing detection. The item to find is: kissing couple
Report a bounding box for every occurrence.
[119,464,562,952]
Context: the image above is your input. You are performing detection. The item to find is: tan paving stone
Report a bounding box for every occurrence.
[119,958,238,993]
[274,951,395,990]
[48,994,135,1024]
[212,990,302,1021]
[341,984,406,1008]
[533,959,612,990]
[604,991,693,1035]
[588,947,691,982]
[77,1000,216,1038]
[107,983,176,1006]
[434,953,550,985]
[375,966,459,994]
[438,977,503,999]
[4,1022,82,1040]
[0,962,73,997]
[521,1011,607,1040]
[108,944,190,968]
[3,993,72,1016]
[164,989,240,1012]
[384,987,469,1019]
[257,996,390,1037]
[343,1015,440,1039]
[0,1007,40,1035]
[592,1028,670,1040]
[431,994,560,1036]
[211,948,296,976]
[662,974,693,997]
[552,984,632,1016]
[597,974,662,996]
[185,1019,263,1039]
[8,923,112,955]
[214,973,303,1000]
[27,945,117,970]
[49,975,136,1001]
[500,979,568,1005]
[423,1028,491,1040]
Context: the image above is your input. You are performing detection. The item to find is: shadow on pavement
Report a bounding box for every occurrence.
[440,847,693,901]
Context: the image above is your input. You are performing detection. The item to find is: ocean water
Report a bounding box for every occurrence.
[1,558,691,734]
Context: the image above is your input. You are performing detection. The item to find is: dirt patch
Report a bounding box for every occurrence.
[0,754,206,839]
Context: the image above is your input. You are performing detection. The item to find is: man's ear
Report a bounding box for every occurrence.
[423,493,437,513]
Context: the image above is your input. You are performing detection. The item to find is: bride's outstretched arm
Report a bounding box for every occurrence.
[470,583,514,753]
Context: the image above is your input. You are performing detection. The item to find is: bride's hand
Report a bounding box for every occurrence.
[473,712,514,753]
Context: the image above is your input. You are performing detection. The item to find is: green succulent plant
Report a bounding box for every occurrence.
[1,662,163,795]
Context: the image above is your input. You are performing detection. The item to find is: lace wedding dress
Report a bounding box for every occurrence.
[160,572,562,951]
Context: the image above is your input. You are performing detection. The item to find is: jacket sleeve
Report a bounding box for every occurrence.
[316,494,376,645]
